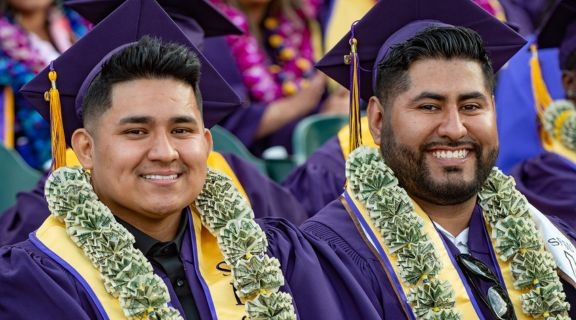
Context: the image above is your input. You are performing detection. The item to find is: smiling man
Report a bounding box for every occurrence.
[302,0,576,318]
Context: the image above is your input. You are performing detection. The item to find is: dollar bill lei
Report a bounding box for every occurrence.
[542,99,576,151]
[346,146,570,319]
[44,166,295,320]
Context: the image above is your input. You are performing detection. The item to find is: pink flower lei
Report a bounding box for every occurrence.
[211,0,319,103]
[0,17,47,74]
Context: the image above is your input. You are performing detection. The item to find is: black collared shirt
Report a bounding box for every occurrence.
[116,213,199,320]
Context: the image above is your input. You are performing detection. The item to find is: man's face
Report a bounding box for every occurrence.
[369,58,498,205]
[76,78,212,226]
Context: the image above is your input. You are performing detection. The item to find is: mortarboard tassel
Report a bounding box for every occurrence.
[345,22,363,153]
[529,44,554,146]
[45,62,66,170]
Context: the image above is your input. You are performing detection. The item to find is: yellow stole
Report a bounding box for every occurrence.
[34,216,126,319]
[542,135,576,163]
[337,116,378,159]
[345,187,529,319]
[35,210,249,319]
[207,151,250,204]
[189,206,246,319]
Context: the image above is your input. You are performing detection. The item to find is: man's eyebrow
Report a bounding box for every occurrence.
[411,91,446,103]
[171,116,198,125]
[117,115,153,125]
[410,91,488,103]
[458,91,488,102]
[116,115,199,125]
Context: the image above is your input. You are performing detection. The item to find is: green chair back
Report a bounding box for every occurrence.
[0,145,42,213]
[210,125,267,174]
[292,114,349,165]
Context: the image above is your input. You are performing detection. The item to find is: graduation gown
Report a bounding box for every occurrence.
[0,212,376,319]
[510,151,576,229]
[282,136,346,217]
[0,152,308,246]
[302,198,576,319]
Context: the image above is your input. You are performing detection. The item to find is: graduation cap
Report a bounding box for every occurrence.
[20,0,242,169]
[315,0,526,151]
[64,0,242,46]
[316,0,526,103]
[536,0,576,70]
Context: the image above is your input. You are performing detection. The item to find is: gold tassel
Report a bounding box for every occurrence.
[345,32,363,152]
[45,67,66,170]
[529,44,553,146]
[3,85,15,148]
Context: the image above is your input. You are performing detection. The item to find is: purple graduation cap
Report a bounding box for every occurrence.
[536,0,576,70]
[64,0,242,46]
[315,0,527,103]
[20,0,241,151]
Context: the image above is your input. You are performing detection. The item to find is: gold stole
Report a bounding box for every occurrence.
[346,186,529,318]
[337,116,378,158]
[35,216,126,319]
[36,210,249,319]
[543,137,576,163]
[190,207,246,319]
[207,151,251,205]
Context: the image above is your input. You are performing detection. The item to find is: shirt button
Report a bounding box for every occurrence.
[161,247,170,254]
[176,279,185,287]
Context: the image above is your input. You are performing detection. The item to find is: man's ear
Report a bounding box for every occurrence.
[562,70,576,98]
[367,96,384,145]
[71,128,95,170]
[203,127,213,156]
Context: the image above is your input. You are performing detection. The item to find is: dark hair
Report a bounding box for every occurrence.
[82,36,202,128]
[374,26,495,107]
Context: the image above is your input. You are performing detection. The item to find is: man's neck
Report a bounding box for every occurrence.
[114,211,183,242]
[412,195,477,237]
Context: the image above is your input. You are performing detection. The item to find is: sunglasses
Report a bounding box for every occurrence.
[455,253,516,320]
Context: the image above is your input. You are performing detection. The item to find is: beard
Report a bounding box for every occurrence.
[379,122,498,206]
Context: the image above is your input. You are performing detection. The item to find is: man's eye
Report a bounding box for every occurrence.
[173,128,193,134]
[419,104,438,111]
[462,104,480,111]
[125,129,146,135]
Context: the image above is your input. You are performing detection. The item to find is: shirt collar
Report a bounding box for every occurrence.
[115,211,189,256]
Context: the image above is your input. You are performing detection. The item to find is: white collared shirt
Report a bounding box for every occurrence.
[434,222,470,254]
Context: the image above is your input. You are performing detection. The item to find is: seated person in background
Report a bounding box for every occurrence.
[510,0,576,229]
[0,1,372,318]
[203,0,349,157]
[0,0,89,170]
[0,0,309,247]
[302,0,576,318]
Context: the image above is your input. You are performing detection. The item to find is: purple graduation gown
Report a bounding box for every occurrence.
[282,136,346,217]
[301,198,576,319]
[510,151,576,229]
[0,152,308,246]
[202,37,321,156]
[0,214,377,319]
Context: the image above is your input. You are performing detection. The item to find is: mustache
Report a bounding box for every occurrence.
[422,139,479,149]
